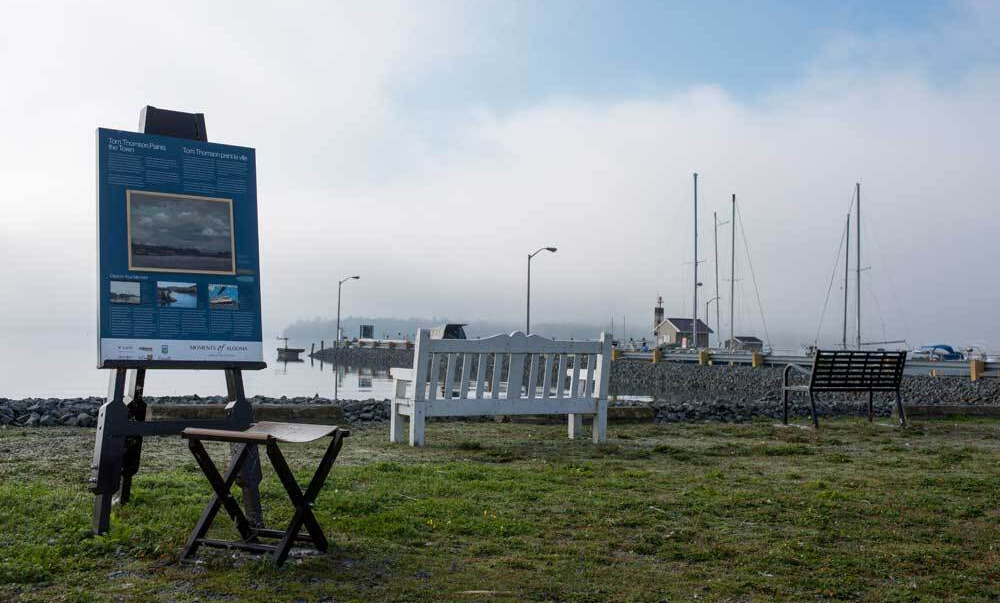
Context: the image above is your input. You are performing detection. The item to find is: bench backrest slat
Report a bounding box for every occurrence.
[409,330,610,403]
[809,350,907,391]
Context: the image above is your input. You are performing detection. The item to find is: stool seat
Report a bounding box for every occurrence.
[183,421,349,444]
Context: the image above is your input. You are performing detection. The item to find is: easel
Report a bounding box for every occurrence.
[90,107,266,534]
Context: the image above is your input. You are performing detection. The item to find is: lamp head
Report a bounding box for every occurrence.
[545,247,557,253]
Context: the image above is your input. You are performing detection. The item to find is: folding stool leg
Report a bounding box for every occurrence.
[808,392,820,429]
[181,441,255,560]
[265,440,335,566]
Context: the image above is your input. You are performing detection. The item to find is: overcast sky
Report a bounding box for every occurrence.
[2,0,999,352]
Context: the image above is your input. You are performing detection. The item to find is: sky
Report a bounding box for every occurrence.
[2,0,1000,355]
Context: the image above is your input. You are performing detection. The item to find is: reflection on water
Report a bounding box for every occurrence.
[271,355,395,400]
[0,338,396,400]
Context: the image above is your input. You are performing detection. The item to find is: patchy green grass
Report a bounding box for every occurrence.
[1,419,998,602]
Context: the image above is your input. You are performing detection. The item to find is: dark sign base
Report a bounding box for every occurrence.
[100,360,268,370]
[90,367,265,535]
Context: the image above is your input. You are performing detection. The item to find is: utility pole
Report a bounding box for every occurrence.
[729,194,736,350]
[334,275,360,401]
[855,182,861,350]
[692,173,698,349]
[842,213,850,349]
[526,246,557,335]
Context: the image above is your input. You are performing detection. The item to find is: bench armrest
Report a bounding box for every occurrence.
[783,362,811,387]
[391,367,414,400]
[390,367,414,382]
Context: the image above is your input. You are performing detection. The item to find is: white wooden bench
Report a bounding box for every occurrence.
[390,330,611,446]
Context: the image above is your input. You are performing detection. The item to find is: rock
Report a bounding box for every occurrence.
[77,413,94,427]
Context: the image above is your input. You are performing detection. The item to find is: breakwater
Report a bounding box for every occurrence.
[3,353,997,427]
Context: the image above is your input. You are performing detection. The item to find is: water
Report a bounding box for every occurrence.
[0,337,394,400]
[161,291,197,308]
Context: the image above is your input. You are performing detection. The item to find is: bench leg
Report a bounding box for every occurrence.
[808,392,820,429]
[592,400,608,444]
[895,391,908,427]
[782,388,789,425]
[409,401,425,446]
[867,391,874,423]
[390,400,406,443]
[568,414,583,439]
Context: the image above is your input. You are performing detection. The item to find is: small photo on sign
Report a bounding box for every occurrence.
[208,284,239,310]
[109,280,140,304]
[157,281,198,308]
[127,190,236,275]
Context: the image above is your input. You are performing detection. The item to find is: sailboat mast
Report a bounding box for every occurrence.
[842,213,850,349]
[729,194,736,350]
[692,173,698,349]
[713,211,721,348]
[855,182,861,349]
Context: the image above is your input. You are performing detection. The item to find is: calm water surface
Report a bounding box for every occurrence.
[0,338,394,400]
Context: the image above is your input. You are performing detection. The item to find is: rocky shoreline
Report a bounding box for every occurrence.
[3,358,997,428]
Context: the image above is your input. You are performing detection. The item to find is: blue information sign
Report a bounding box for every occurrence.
[96,128,263,367]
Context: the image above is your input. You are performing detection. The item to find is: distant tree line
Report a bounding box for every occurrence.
[283,316,609,342]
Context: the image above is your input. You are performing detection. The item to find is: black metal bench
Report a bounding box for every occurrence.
[782,350,908,428]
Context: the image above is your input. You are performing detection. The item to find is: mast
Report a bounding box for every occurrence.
[855,182,861,349]
[692,173,698,349]
[713,211,721,348]
[842,213,850,349]
[729,194,735,350]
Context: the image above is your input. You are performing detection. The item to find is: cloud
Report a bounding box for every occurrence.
[1,1,998,353]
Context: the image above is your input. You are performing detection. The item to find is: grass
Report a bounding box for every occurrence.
[0,419,998,602]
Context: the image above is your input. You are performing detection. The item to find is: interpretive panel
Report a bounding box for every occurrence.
[96,128,263,366]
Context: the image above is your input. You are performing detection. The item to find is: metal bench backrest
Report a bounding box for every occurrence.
[810,350,907,392]
[410,329,611,403]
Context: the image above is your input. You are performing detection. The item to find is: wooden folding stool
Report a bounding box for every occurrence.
[179,421,349,567]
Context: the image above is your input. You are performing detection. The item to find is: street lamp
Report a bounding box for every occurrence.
[705,296,720,348]
[526,246,557,334]
[334,275,360,401]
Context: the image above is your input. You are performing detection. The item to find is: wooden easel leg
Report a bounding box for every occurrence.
[225,369,263,527]
[90,369,129,534]
[119,368,147,505]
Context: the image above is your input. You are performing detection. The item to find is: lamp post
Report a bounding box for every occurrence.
[705,296,720,348]
[334,275,360,401]
[526,246,557,334]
